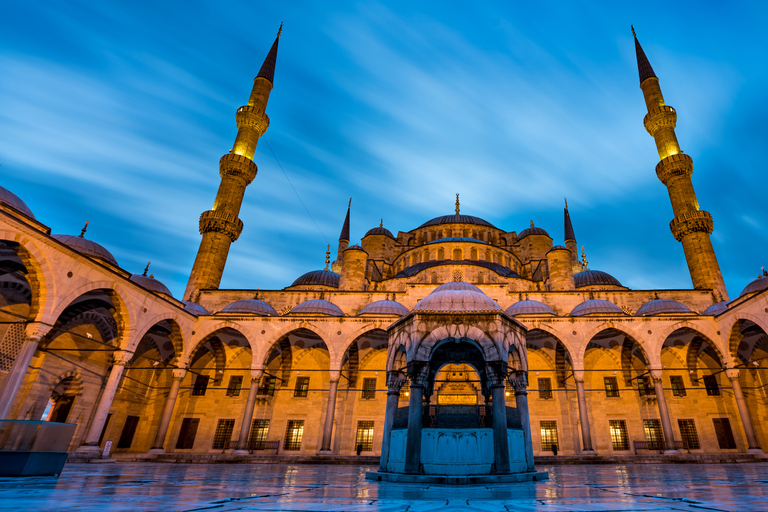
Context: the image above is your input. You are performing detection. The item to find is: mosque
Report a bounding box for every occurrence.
[0,27,766,463]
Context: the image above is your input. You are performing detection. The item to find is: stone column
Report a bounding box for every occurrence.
[318,369,341,454]
[379,371,406,472]
[726,369,763,453]
[149,368,187,453]
[77,350,133,453]
[651,369,680,454]
[404,363,428,474]
[0,322,50,420]
[511,372,534,472]
[574,370,596,454]
[233,369,264,454]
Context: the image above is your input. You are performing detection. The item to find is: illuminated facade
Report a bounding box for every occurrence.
[0,28,766,461]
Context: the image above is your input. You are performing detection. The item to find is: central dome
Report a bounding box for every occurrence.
[414,282,501,313]
[417,215,496,229]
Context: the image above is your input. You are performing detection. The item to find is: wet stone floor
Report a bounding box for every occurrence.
[1,462,767,511]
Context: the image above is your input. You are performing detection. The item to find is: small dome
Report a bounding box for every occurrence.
[570,299,625,317]
[183,301,210,316]
[364,226,395,238]
[574,269,622,288]
[345,244,367,253]
[53,234,118,266]
[222,298,277,316]
[0,186,34,218]
[505,300,556,316]
[291,269,340,288]
[359,300,409,316]
[417,215,496,229]
[635,298,692,316]
[703,301,729,316]
[130,274,172,297]
[547,245,568,254]
[289,299,344,316]
[739,276,768,297]
[414,281,501,313]
[518,226,550,239]
[427,237,487,245]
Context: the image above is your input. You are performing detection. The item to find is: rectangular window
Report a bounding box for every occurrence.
[604,377,619,397]
[703,375,720,396]
[712,418,737,449]
[117,415,140,449]
[248,419,270,450]
[259,376,276,396]
[226,376,243,397]
[362,378,377,399]
[609,420,629,451]
[670,375,686,397]
[283,420,305,451]
[212,419,235,449]
[355,421,375,452]
[294,377,310,397]
[638,376,655,397]
[540,421,559,452]
[175,418,199,449]
[538,378,552,399]
[643,419,664,450]
[192,375,209,396]
[677,419,700,450]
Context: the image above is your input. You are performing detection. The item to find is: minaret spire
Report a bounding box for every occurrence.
[185,28,282,300]
[332,200,351,273]
[563,199,579,268]
[633,29,728,300]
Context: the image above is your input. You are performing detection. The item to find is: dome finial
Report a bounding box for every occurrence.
[455,193,460,215]
[143,262,150,276]
[564,197,568,209]
[380,219,383,228]
[581,246,589,271]
[530,220,535,228]
[79,221,90,238]
[324,244,331,270]
[631,25,636,38]
[762,266,767,277]
[277,22,283,38]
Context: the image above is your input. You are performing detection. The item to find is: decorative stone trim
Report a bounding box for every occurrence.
[670,210,713,241]
[199,210,244,242]
[235,105,269,135]
[656,153,693,186]
[219,153,258,185]
[643,105,677,136]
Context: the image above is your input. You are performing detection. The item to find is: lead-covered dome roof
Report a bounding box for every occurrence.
[739,276,768,297]
[417,215,496,229]
[574,269,622,288]
[289,299,344,316]
[414,281,501,313]
[517,226,550,239]
[635,298,692,316]
[570,299,625,316]
[291,269,340,288]
[130,274,172,297]
[183,301,210,316]
[359,300,409,316]
[53,234,118,266]
[428,237,487,245]
[222,298,277,316]
[0,186,34,218]
[702,301,729,316]
[505,300,556,316]
[364,226,395,238]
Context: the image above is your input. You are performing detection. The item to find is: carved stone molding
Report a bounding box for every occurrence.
[199,210,244,242]
[670,210,713,241]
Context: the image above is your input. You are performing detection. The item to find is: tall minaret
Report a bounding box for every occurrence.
[564,199,579,269]
[633,28,728,300]
[332,199,351,273]
[185,26,282,300]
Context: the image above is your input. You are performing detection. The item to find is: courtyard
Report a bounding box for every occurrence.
[1,462,766,511]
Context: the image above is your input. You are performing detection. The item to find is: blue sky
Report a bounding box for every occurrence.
[1,1,766,299]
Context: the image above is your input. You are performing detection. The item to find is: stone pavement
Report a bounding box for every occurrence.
[0,462,767,511]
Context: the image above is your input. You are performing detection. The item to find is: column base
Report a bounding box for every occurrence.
[316,449,334,455]
[663,449,681,455]
[147,448,165,454]
[231,449,249,455]
[746,448,765,454]
[580,449,597,455]
[76,444,102,454]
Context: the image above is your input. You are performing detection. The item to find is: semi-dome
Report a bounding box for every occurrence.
[345,244,367,253]
[359,300,409,316]
[364,226,395,238]
[574,269,622,288]
[517,226,550,239]
[570,299,625,317]
[505,300,556,316]
[222,298,277,316]
[427,237,487,245]
[417,215,496,229]
[635,298,692,316]
[702,301,729,316]
[739,276,768,297]
[289,299,344,316]
[183,301,210,316]
[0,186,34,218]
[291,269,340,288]
[414,281,501,313]
[130,274,172,297]
[53,234,118,267]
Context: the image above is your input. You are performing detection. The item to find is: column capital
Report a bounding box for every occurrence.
[407,362,429,387]
[112,350,134,366]
[329,369,342,383]
[573,370,585,383]
[649,368,663,381]
[171,368,187,381]
[725,368,740,381]
[25,321,52,340]
[386,371,406,393]
[508,370,528,394]
[250,368,264,382]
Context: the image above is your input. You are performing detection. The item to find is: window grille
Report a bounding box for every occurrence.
[248,419,270,450]
[643,419,664,450]
[703,375,720,396]
[226,376,243,397]
[294,377,310,397]
[538,378,552,399]
[670,375,686,397]
[192,375,209,396]
[117,415,140,449]
[609,420,629,451]
[604,376,619,397]
[259,376,276,396]
[677,419,700,449]
[175,418,199,449]
[212,419,235,449]
[712,418,736,449]
[540,421,558,451]
[283,420,305,451]
[355,421,375,452]
[637,376,655,397]
[362,378,377,399]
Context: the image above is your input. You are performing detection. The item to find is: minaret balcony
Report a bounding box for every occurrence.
[670,210,713,241]
[656,153,693,185]
[236,105,270,135]
[219,153,258,184]
[643,105,676,136]
[199,210,244,242]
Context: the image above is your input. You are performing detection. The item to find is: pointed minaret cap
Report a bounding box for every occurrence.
[257,23,282,84]
[339,198,351,242]
[632,26,657,85]
[564,198,576,242]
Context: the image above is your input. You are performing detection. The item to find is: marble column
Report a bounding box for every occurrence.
[574,370,595,454]
[233,369,264,454]
[726,369,763,453]
[511,372,534,472]
[379,371,405,472]
[490,379,511,473]
[148,368,187,453]
[318,369,341,454]
[0,322,50,420]
[404,363,428,474]
[77,350,133,453]
[651,369,680,454]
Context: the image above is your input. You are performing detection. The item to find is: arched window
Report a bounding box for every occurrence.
[431,272,438,284]
[423,249,430,262]
[477,273,484,284]
[470,247,477,260]
[437,247,445,260]
[452,248,462,261]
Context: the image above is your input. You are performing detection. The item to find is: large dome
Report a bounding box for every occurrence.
[739,276,768,298]
[364,226,395,238]
[130,274,172,297]
[427,237,487,245]
[53,234,118,267]
[505,300,556,316]
[574,269,622,288]
[0,186,34,218]
[417,215,496,229]
[517,226,550,239]
[291,269,340,288]
[702,301,729,316]
[570,299,625,317]
[635,298,692,316]
[414,282,501,313]
[289,299,344,316]
[222,298,277,316]
[359,300,409,316]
